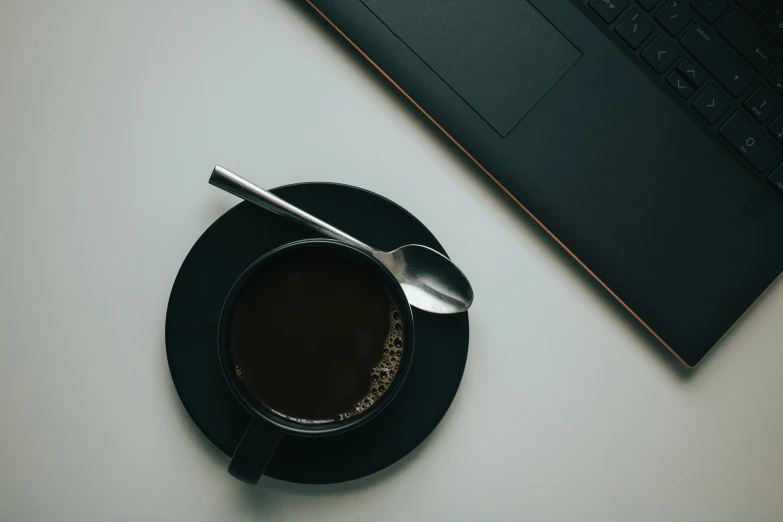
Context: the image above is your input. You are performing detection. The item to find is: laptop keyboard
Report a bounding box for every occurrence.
[584,0,783,197]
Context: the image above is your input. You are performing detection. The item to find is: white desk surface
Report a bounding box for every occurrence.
[2,1,782,521]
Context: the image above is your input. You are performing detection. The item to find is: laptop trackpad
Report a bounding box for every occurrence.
[360,0,581,137]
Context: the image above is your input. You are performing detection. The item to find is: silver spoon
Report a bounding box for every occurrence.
[209,165,473,314]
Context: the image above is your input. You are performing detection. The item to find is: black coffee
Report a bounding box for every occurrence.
[228,246,405,424]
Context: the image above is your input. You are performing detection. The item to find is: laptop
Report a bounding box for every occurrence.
[305,0,783,367]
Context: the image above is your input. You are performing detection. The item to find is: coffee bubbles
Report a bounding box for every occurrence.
[337,299,404,421]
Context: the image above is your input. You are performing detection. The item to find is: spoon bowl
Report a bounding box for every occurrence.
[374,245,473,314]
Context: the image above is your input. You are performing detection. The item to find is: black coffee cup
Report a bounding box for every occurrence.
[217,239,416,484]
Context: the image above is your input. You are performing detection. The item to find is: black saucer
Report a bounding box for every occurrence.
[166,183,469,484]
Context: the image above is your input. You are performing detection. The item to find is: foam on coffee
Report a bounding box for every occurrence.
[335,300,405,421]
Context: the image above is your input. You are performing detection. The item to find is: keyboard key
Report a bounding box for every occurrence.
[717,11,780,72]
[769,63,783,94]
[642,34,679,72]
[691,0,728,23]
[768,112,783,142]
[590,0,629,23]
[693,84,730,122]
[769,163,783,193]
[677,59,705,86]
[760,4,783,45]
[639,0,660,10]
[736,0,769,17]
[681,24,753,96]
[744,87,779,122]
[656,1,693,35]
[616,10,654,48]
[720,112,778,171]
[667,71,695,97]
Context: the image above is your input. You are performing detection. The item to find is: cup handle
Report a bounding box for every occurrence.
[228,417,283,484]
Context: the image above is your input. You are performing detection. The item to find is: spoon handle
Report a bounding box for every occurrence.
[209,165,374,253]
